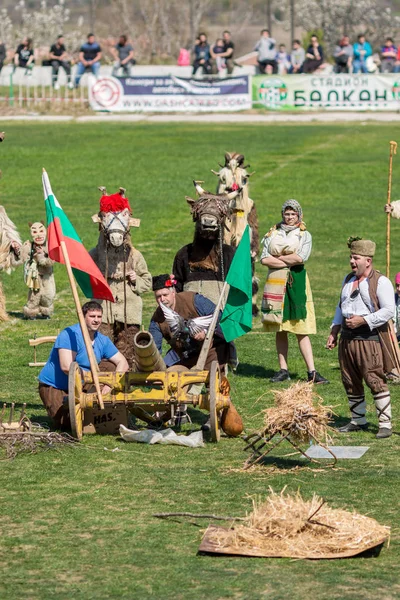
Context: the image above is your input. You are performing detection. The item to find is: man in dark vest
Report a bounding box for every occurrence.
[148,273,227,371]
[326,238,396,438]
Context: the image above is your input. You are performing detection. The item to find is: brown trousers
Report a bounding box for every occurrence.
[38,383,69,430]
[38,360,116,430]
[339,338,388,396]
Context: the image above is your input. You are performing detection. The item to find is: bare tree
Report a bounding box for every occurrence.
[283,0,400,51]
[187,0,213,46]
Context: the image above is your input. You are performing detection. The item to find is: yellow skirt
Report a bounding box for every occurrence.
[262,273,316,335]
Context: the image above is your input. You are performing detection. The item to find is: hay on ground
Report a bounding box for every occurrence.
[263,381,333,445]
[208,489,390,559]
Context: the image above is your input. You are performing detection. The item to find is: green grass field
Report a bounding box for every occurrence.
[0,121,400,600]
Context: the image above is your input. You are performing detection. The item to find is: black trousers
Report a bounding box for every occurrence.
[258,59,277,74]
[192,60,211,75]
[51,60,71,83]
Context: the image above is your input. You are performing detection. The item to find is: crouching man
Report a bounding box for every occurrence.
[149,274,227,371]
[38,301,129,429]
[326,238,395,438]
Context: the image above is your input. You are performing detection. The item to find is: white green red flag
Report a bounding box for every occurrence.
[42,169,114,302]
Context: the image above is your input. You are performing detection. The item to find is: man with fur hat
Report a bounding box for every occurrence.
[326,238,395,438]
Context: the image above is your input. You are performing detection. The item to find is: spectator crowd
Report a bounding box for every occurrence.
[1,28,400,84]
[0,32,136,88]
[191,29,400,77]
[252,30,400,75]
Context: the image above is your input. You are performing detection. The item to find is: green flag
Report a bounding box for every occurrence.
[220,225,253,342]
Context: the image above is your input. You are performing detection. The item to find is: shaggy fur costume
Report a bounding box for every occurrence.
[215,152,260,315]
[0,206,22,321]
[20,223,56,318]
[90,232,151,367]
[173,186,236,306]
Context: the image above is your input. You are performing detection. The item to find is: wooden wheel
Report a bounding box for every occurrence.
[209,361,221,443]
[68,362,83,440]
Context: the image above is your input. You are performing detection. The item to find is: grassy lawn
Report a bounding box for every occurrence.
[0,121,400,600]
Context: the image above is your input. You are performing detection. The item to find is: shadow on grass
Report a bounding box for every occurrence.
[8,311,28,320]
[29,414,52,428]
[247,454,314,469]
[237,362,300,381]
[8,311,53,321]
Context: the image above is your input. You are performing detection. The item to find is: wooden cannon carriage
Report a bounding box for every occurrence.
[68,331,243,443]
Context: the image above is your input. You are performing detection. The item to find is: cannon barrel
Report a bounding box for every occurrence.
[133,330,166,372]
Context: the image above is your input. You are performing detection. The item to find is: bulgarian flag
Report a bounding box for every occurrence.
[220,225,253,342]
[43,169,114,302]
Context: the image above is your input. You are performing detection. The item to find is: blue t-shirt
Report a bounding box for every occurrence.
[80,42,101,62]
[39,323,118,390]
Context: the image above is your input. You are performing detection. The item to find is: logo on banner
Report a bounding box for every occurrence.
[258,78,288,108]
[392,80,400,100]
[91,77,123,108]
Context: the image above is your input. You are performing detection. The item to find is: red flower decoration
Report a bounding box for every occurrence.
[165,278,177,287]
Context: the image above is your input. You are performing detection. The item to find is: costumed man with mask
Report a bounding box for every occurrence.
[20,221,56,319]
[326,238,396,439]
[149,274,226,371]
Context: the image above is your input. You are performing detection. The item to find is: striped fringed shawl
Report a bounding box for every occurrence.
[261,267,289,324]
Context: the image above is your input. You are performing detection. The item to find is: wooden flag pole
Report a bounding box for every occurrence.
[194,281,228,371]
[60,240,104,409]
[386,140,398,278]
[388,320,400,375]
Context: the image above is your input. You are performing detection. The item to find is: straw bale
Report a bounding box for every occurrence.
[209,489,390,559]
[263,381,333,444]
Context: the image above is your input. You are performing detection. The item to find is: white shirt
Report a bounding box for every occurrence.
[332,274,395,330]
[261,228,312,262]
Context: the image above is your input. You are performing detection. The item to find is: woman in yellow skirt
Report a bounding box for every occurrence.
[260,199,328,384]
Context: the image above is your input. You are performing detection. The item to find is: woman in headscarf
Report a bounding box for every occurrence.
[260,199,328,384]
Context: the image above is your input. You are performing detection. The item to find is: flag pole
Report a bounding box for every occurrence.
[60,240,105,409]
[194,281,228,371]
[386,140,397,278]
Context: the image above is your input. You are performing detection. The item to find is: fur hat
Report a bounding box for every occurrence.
[348,237,376,257]
[99,193,131,213]
[152,274,177,291]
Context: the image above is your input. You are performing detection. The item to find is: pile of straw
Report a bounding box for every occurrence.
[209,489,390,559]
[263,381,333,444]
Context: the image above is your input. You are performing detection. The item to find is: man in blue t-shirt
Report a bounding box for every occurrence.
[39,301,128,428]
[74,33,102,87]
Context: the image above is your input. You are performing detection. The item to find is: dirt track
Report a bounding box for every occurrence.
[0,112,400,123]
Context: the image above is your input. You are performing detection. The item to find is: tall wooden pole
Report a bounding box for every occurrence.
[386,141,398,278]
[60,240,104,409]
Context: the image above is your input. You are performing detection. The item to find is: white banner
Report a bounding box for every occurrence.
[253,74,400,111]
[89,75,252,112]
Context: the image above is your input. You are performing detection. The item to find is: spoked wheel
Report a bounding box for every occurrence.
[68,362,83,440]
[209,361,221,443]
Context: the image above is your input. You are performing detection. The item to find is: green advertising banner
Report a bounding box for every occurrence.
[252,74,400,111]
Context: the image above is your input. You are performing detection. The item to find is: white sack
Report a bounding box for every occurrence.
[119,425,204,448]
